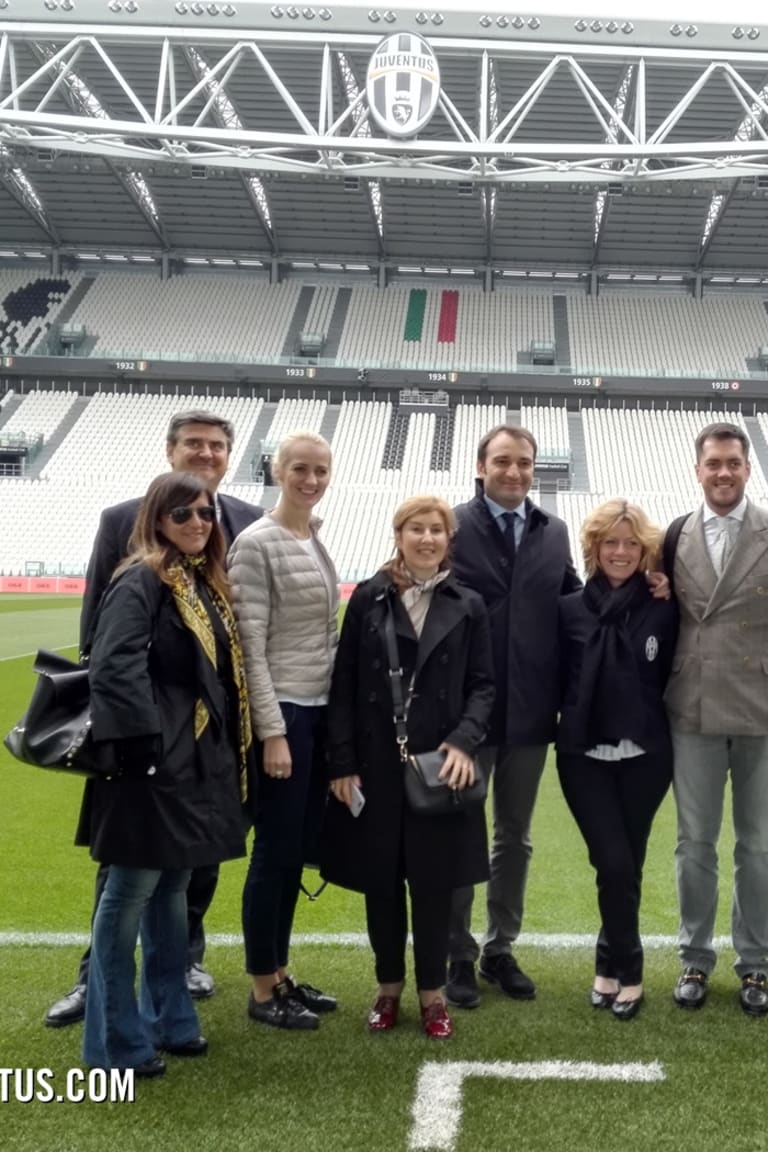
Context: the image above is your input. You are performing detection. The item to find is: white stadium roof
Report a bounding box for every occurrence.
[2,1,768,279]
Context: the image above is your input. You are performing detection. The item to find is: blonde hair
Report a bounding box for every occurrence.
[580,498,661,578]
[273,431,332,479]
[382,495,456,590]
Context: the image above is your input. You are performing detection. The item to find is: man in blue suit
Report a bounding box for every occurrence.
[45,409,263,1028]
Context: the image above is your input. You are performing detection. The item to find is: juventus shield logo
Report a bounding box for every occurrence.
[366,33,441,139]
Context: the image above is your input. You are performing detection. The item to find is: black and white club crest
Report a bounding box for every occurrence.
[366,33,441,139]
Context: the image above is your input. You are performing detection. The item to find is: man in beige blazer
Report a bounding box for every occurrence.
[666,422,768,1016]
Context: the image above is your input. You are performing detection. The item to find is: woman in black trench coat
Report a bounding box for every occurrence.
[79,472,251,1075]
[321,495,494,1039]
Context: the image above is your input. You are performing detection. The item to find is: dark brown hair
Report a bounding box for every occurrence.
[695,422,750,462]
[476,424,538,465]
[115,472,230,600]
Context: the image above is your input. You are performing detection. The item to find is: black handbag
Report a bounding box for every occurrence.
[406,749,487,815]
[3,648,106,777]
[383,595,486,816]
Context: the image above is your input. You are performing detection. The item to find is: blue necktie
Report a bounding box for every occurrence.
[501,511,517,560]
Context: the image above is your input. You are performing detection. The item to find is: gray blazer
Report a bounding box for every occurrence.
[665,501,768,735]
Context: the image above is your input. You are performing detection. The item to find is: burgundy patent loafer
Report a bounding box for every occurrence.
[367,995,400,1032]
[420,1000,453,1039]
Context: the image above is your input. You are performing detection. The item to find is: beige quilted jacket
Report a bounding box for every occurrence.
[228,515,339,740]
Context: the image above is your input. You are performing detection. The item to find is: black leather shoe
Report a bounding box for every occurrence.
[247,986,320,1031]
[132,1056,167,1079]
[479,953,536,1000]
[186,964,215,1000]
[590,988,618,1009]
[45,984,87,1028]
[673,966,708,1009]
[446,961,481,1009]
[612,994,644,1021]
[740,972,768,1017]
[284,975,337,1013]
[163,1036,208,1057]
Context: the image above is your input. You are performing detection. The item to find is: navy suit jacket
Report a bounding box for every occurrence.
[452,491,581,746]
[80,491,262,650]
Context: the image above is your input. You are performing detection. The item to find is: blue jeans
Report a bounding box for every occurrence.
[242,703,327,975]
[83,865,200,1069]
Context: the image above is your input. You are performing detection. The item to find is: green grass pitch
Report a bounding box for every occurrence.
[0,596,762,1152]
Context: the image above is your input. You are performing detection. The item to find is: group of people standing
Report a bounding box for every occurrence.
[43,408,768,1076]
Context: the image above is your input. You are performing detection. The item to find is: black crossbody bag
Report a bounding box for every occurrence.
[382,594,486,816]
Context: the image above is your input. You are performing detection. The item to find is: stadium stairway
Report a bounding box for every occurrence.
[0,393,24,430]
[744,415,768,481]
[552,295,571,366]
[281,285,315,359]
[319,405,340,445]
[25,396,90,478]
[566,412,591,490]
[232,402,278,484]
[381,410,409,469]
[322,287,352,361]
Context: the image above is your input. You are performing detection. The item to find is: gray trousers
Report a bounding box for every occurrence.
[672,729,768,977]
[449,743,548,963]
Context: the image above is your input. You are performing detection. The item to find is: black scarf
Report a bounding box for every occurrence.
[571,571,649,751]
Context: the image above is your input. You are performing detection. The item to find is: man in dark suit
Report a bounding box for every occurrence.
[446,424,582,1009]
[45,408,263,1028]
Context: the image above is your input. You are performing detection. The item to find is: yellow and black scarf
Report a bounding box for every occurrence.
[168,556,252,801]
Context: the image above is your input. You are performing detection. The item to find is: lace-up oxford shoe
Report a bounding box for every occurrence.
[44,984,87,1028]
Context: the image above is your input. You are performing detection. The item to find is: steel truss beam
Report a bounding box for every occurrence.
[3,24,768,182]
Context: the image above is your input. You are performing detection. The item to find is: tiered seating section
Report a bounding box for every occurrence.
[7,271,768,374]
[0,270,82,354]
[1,390,78,442]
[67,274,302,362]
[568,293,768,377]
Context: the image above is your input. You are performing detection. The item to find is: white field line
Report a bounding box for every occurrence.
[0,644,71,663]
[0,931,733,949]
[409,1060,666,1152]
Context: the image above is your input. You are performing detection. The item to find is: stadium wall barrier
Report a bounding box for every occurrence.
[1,577,87,594]
[0,578,357,599]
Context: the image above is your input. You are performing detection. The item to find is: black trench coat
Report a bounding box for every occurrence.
[77,562,247,871]
[320,570,494,895]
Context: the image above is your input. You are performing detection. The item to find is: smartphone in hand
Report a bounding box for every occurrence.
[349,782,365,818]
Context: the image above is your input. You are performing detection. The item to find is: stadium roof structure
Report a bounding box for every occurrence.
[3,1,768,280]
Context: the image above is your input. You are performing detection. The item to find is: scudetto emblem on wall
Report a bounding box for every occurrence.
[366,32,441,139]
[645,636,659,662]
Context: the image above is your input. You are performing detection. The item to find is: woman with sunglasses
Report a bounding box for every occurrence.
[229,431,339,1030]
[79,471,252,1076]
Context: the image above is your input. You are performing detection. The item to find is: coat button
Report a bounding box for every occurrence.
[368,692,377,702]
[372,658,381,669]
[440,653,448,665]
[438,689,446,700]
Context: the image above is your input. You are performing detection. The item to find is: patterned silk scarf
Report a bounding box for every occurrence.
[167,555,252,801]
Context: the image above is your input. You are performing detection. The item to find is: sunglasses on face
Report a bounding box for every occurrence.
[167,505,215,525]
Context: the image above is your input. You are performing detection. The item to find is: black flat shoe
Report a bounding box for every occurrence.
[247,988,320,1031]
[163,1036,208,1057]
[590,988,618,1009]
[284,975,337,1013]
[612,994,644,1021]
[132,1056,167,1078]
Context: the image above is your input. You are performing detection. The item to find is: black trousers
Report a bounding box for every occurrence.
[557,749,671,986]
[365,882,453,992]
[76,863,219,985]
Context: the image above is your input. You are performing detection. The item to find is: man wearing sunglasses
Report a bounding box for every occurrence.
[44,408,263,1030]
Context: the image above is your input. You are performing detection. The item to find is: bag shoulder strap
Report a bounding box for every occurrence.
[383,596,412,761]
[662,513,691,596]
